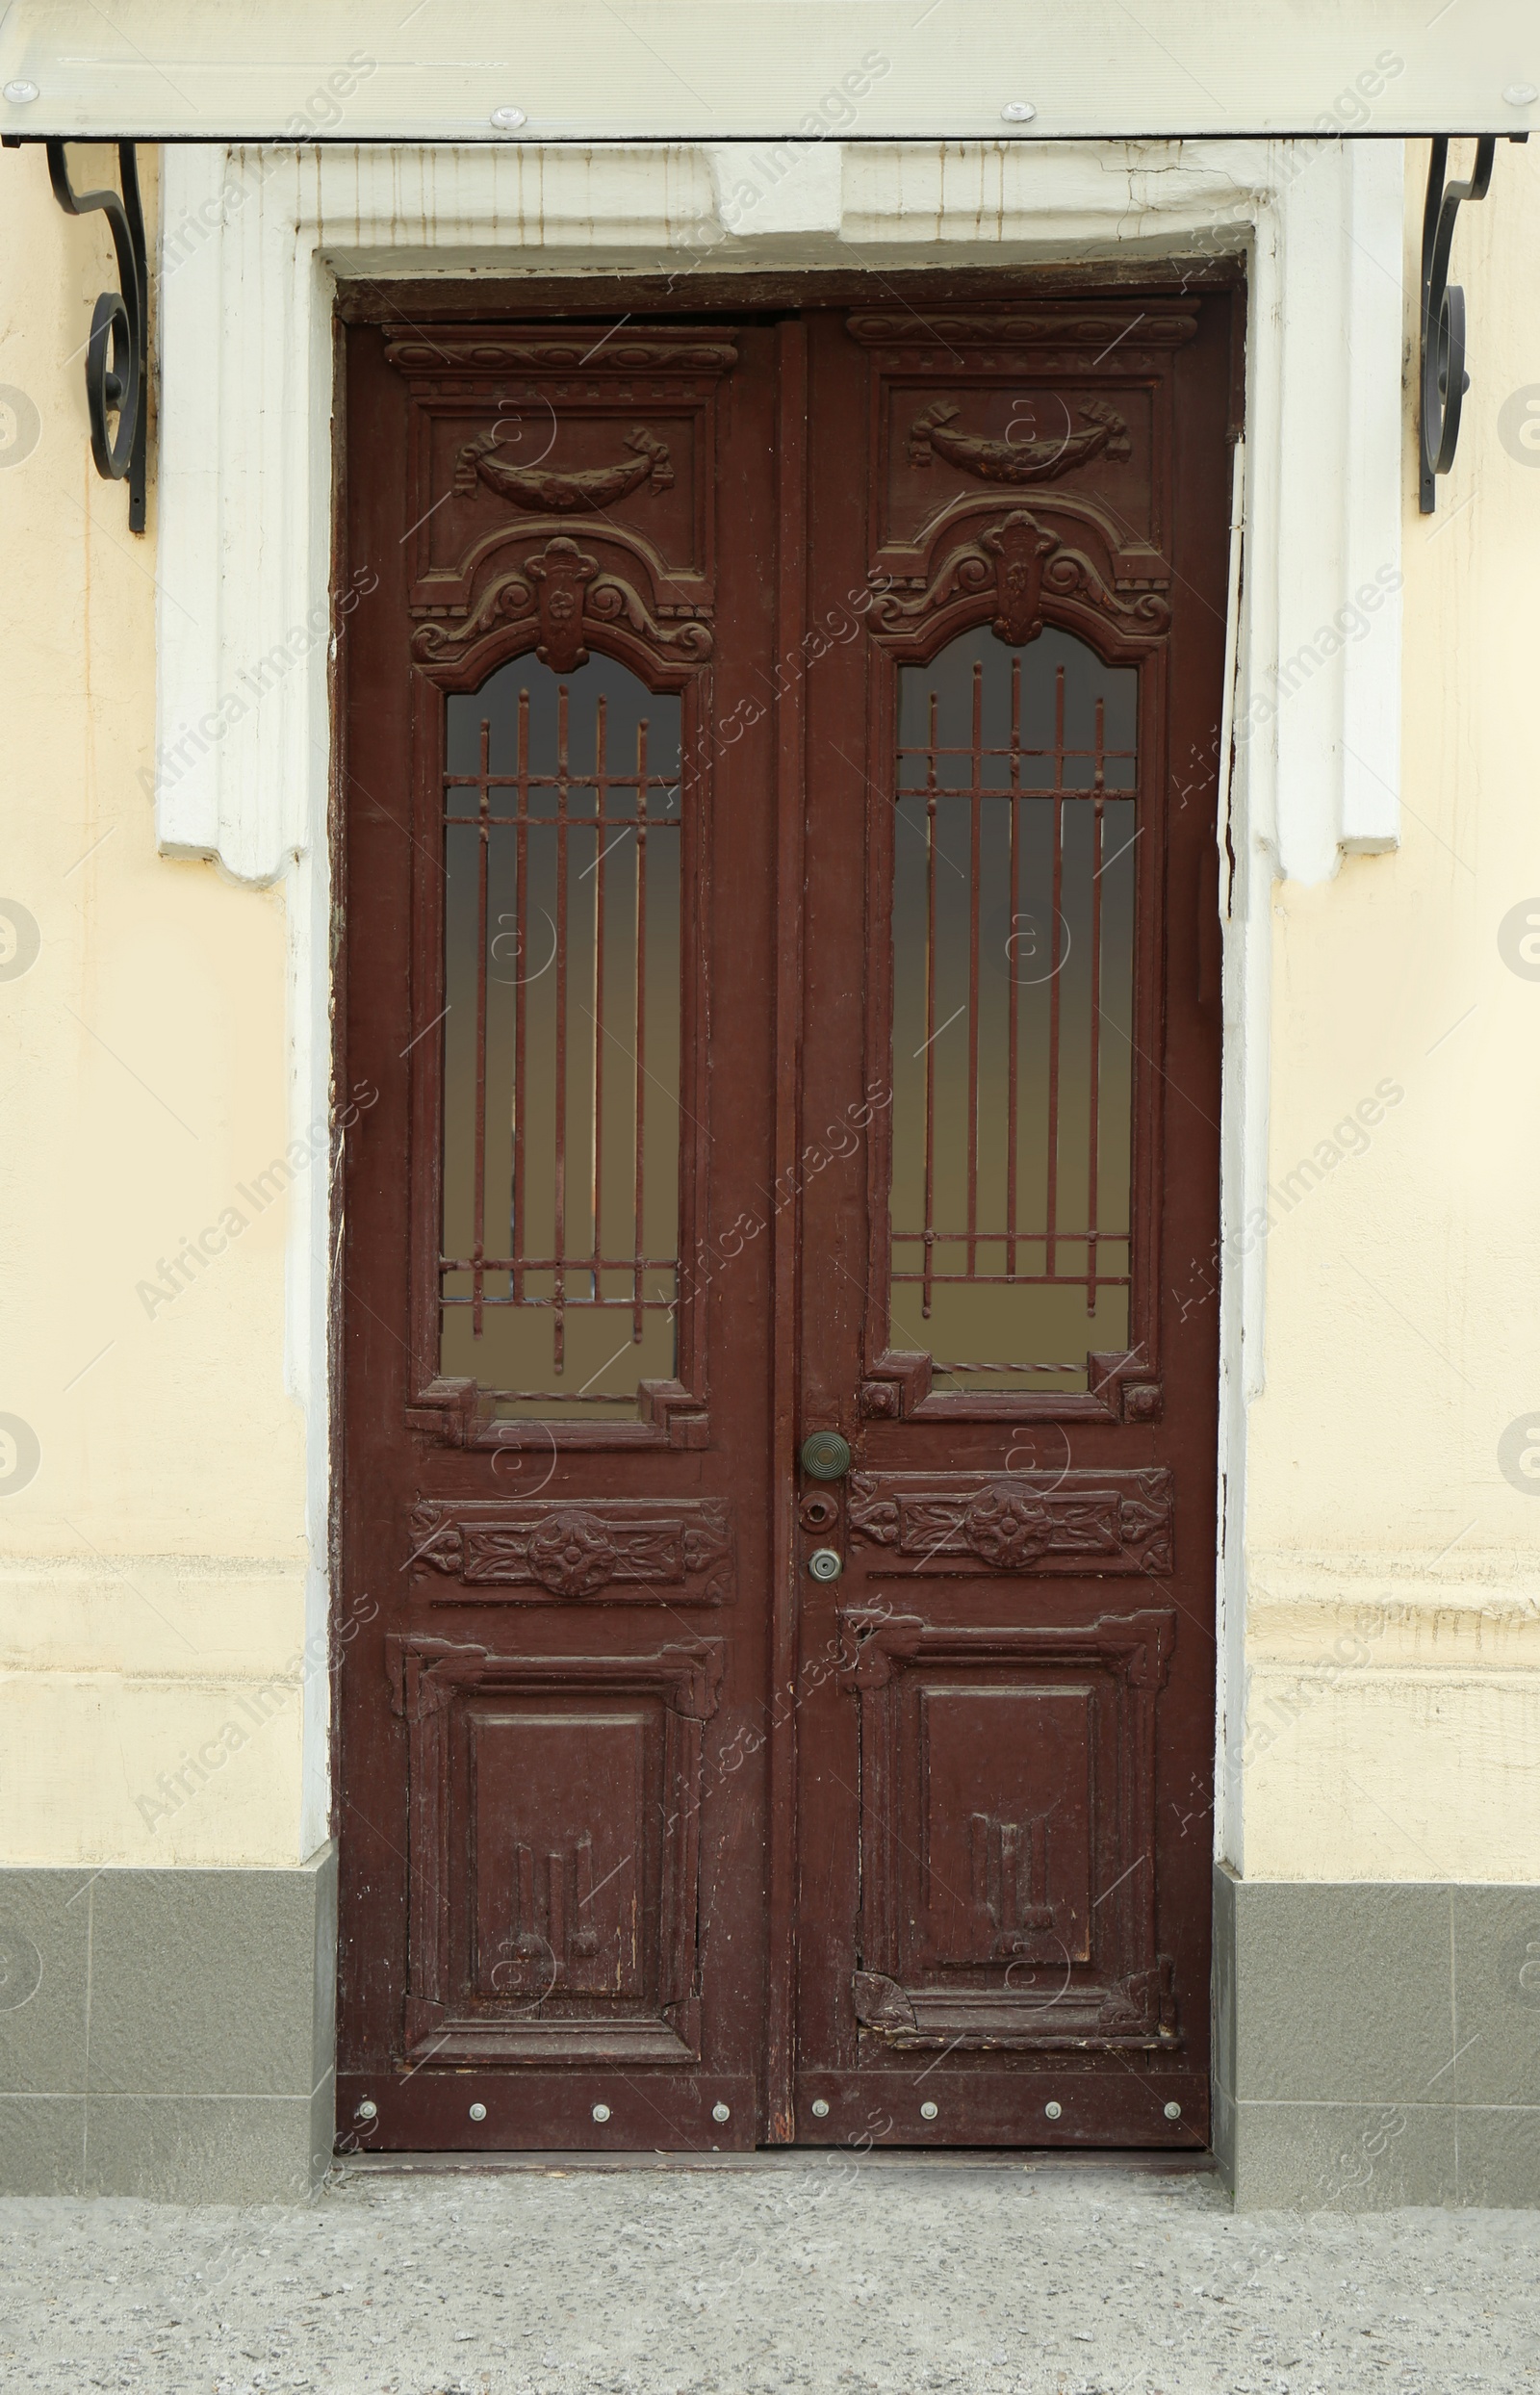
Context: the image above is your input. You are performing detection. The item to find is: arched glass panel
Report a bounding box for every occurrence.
[439,652,682,1419]
[889,626,1138,1395]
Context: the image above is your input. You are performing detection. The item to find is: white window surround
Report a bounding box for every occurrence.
[151,137,1405,1864]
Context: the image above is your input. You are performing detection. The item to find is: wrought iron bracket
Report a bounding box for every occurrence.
[45,141,147,533]
[1420,133,1526,516]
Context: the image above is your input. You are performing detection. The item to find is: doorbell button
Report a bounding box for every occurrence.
[469,2102,487,2122]
[1164,2100,1182,2120]
[711,2101,731,2123]
[592,2103,610,2123]
[1044,2100,1063,2119]
[919,2101,938,2121]
[808,1548,843,1582]
[810,2099,830,2118]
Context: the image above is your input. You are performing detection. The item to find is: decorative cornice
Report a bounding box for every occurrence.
[846,309,1198,352]
[385,335,739,375]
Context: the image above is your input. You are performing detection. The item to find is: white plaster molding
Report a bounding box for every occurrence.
[706,140,844,237]
[155,137,1403,887]
[153,135,1408,1863]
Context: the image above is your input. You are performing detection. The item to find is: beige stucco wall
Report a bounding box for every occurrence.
[1241,137,1540,1878]
[0,135,1536,1881]
[0,146,311,1866]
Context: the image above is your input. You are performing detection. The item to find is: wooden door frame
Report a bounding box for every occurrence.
[328,264,1242,2150]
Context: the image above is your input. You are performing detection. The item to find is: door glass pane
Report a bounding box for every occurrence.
[889,627,1137,1396]
[440,653,682,1420]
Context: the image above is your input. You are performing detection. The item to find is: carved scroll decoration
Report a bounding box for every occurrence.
[407,1496,734,1603]
[845,1469,1173,1577]
[453,423,675,512]
[909,397,1131,482]
[412,533,714,672]
[867,508,1170,648]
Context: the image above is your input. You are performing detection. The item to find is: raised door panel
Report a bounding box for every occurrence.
[392,1636,720,2064]
[913,1686,1094,1970]
[844,1610,1175,2053]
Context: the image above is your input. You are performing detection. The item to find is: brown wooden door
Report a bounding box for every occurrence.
[335,285,1232,2154]
[336,317,791,2151]
[788,302,1231,2151]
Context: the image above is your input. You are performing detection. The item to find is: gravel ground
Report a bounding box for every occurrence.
[1,2156,1536,2395]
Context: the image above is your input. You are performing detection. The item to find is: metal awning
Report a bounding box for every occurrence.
[3,2,1530,530]
[0,0,1533,142]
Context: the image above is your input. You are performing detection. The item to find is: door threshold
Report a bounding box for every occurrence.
[335,2146,1218,2179]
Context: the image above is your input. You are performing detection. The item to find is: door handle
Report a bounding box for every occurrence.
[800,1429,851,1481]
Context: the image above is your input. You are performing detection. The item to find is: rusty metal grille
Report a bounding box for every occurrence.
[439,655,682,1419]
[889,627,1139,1395]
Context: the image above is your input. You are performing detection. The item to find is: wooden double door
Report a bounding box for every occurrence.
[336,279,1233,2153]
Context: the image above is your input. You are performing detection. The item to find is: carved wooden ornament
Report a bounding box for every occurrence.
[407,1496,734,1604]
[846,1469,1174,1578]
[453,424,676,513]
[412,532,714,672]
[909,397,1132,481]
[387,322,739,681]
[868,507,1170,650]
[981,512,1060,646]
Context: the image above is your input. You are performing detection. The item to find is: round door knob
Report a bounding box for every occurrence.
[800,1429,851,1481]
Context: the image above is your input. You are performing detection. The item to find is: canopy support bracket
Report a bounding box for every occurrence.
[1419,133,1526,516]
[45,140,147,533]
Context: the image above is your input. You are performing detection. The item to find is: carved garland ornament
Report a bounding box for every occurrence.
[453,423,675,513]
[867,507,1169,648]
[412,533,713,672]
[909,397,1132,482]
